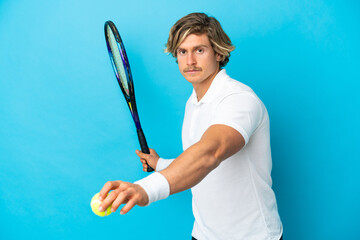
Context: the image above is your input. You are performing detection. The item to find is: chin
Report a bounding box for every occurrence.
[184,76,202,84]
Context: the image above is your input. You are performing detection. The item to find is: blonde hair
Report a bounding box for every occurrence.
[165,13,235,68]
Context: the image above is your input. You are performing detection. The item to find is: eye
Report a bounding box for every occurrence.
[196,48,204,54]
[177,49,186,55]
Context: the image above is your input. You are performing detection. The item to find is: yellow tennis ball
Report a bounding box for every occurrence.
[90,193,112,217]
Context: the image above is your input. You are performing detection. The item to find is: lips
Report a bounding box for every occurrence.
[184,67,202,73]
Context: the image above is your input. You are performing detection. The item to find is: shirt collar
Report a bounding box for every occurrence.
[190,69,228,105]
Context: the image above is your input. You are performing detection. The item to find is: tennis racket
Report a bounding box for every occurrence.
[104,20,154,172]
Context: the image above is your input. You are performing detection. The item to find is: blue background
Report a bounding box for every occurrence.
[1,0,359,239]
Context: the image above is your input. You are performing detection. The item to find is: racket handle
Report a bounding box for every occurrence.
[137,128,154,172]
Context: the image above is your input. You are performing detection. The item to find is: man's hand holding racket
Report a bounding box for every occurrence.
[136,148,159,172]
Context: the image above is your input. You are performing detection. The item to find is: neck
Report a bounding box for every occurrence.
[193,68,220,101]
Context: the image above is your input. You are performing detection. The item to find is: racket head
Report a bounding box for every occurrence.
[104,21,134,102]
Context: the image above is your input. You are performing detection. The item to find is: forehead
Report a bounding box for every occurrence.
[178,33,211,49]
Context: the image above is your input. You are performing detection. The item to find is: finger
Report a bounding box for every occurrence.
[99,181,119,201]
[136,149,149,160]
[99,188,120,212]
[111,190,129,213]
[140,160,147,171]
[110,182,133,211]
[120,198,137,215]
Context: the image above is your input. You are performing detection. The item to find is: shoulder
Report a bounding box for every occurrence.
[217,74,263,109]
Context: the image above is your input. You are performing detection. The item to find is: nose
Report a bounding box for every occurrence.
[186,52,196,66]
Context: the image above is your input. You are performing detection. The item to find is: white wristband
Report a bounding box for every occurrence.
[134,172,170,206]
[156,158,175,172]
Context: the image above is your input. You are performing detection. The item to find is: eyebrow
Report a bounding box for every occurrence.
[177,44,209,51]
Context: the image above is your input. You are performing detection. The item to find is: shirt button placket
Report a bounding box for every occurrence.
[189,104,199,140]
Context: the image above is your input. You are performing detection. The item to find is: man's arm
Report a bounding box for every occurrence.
[160,124,245,194]
[98,124,244,214]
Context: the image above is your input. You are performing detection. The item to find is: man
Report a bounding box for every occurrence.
[98,13,283,240]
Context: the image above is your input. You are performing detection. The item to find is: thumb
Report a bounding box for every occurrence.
[136,149,149,159]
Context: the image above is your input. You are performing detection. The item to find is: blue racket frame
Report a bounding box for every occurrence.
[104,20,153,172]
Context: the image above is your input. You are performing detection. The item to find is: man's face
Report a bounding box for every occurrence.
[176,33,221,86]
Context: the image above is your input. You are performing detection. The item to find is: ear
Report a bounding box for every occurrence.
[216,53,222,62]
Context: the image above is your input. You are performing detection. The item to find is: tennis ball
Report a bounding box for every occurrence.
[90,193,112,217]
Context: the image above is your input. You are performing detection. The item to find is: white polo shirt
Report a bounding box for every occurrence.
[157,69,282,240]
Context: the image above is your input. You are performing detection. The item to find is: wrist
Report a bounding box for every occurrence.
[134,172,170,206]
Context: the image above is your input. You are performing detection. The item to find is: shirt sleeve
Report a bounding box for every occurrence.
[210,92,264,144]
[156,158,175,172]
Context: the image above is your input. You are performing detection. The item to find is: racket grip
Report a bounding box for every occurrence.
[137,128,154,172]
